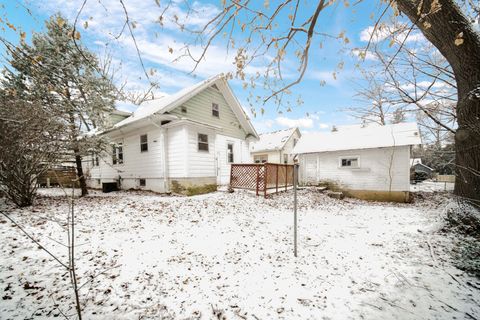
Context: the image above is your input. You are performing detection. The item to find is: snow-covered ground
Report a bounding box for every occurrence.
[410,180,455,192]
[1,188,479,319]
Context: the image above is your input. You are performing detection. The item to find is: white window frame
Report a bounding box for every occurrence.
[254,154,268,163]
[212,103,219,118]
[140,134,148,152]
[112,143,124,165]
[339,156,360,168]
[227,142,234,163]
[198,133,209,152]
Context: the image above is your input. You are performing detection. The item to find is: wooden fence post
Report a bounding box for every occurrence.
[276,165,279,193]
[256,165,260,196]
[264,164,268,198]
[285,165,288,191]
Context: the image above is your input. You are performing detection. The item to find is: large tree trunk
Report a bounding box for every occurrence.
[396,0,480,204]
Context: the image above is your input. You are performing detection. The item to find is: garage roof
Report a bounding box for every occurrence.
[292,122,421,154]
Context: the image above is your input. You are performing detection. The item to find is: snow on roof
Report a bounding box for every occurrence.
[251,128,297,153]
[410,158,422,166]
[292,122,421,154]
[109,74,258,138]
[113,76,216,129]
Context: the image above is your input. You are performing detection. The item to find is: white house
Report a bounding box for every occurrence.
[250,128,301,164]
[85,74,258,194]
[293,123,422,202]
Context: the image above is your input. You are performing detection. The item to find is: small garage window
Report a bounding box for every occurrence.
[254,155,268,163]
[340,157,359,168]
[139,178,146,187]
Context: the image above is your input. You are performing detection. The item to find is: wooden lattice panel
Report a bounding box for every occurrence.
[230,164,261,190]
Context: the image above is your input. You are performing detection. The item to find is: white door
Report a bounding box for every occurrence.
[304,154,318,184]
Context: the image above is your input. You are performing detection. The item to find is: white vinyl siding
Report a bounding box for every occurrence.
[167,125,188,178]
[187,127,216,178]
[89,124,166,189]
[170,87,246,139]
[298,146,411,191]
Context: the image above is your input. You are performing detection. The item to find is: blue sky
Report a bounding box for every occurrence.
[1,0,396,133]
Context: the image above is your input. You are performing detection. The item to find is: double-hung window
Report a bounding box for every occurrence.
[227,143,234,163]
[212,103,219,117]
[198,134,209,152]
[140,134,148,152]
[112,143,123,165]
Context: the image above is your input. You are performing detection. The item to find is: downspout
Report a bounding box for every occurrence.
[148,116,170,193]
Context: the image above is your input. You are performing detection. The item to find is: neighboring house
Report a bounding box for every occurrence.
[85,74,258,193]
[410,158,434,180]
[250,128,301,164]
[293,123,422,202]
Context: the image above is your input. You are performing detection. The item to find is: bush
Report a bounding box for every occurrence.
[445,201,480,237]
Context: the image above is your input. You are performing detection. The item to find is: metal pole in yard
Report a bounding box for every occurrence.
[293,163,298,257]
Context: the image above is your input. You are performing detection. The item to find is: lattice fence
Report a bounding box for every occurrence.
[230,163,294,197]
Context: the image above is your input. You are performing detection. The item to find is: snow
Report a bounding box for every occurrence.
[293,122,422,154]
[250,128,297,153]
[1,188,478,319]
[411,180,455,192]
[113,74,223,129]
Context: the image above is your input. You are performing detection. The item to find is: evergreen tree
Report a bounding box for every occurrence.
[3,14,116,196]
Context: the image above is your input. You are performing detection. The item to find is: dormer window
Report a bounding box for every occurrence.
[181,106,187,113]
[212,103,219,118]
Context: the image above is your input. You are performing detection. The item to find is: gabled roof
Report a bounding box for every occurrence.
[292,122,421,154]
[251,128,300,153]
[111,74,258,138]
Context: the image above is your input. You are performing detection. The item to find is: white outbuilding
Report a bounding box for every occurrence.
[292,123,422,202]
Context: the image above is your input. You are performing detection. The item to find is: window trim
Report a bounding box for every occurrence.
[140,134,148,152]
[254,154,268,164]
[92,153,99,167]
[198,133,209,152]
[227,142,234,163]
[212,103,219,118]
[339,156,360,168]
[112,143,124,165]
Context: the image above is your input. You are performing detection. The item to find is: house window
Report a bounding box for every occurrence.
[139,178,146,187]
[283,154,288,164]
[140,134,148,152]
[112,143,123,165]
[181,106,187,113]
[254,155,268,163]
[227,143,234,163]
[92,153,99,166]
[96,179,101,185]
[212,103,219,118]
[198,134,209,152]
[293,138,298,147]
[340,157,359,168]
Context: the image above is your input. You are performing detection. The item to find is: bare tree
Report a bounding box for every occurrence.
[152,0,479,203]
[0,91,63,207]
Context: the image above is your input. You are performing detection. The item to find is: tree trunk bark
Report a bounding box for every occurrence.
[74,148,88,197]
[396,0,480,204]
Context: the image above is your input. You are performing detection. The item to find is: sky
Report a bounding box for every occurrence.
[0,0,402,134]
